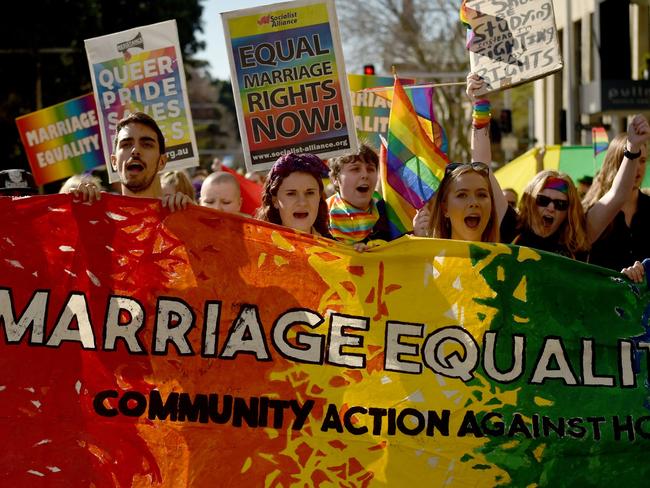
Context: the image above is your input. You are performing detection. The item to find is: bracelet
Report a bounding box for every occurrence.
[472,99,491,130]
[623,147,642,160]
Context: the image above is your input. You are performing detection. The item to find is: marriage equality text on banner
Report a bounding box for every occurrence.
[465,0,563,95]
[222,0,358,172]
[15,93,103,186]
[1,194,650,486]
[85,20,198,183]
[348,74,403,151]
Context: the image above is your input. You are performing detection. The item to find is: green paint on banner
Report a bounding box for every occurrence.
[469,245,650,485]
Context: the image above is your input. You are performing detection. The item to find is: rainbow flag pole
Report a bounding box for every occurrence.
[381,76,449,238]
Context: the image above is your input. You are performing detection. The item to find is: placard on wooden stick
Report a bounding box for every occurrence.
[465,0,563,95]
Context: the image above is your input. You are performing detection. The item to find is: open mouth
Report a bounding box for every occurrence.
[542,215,554,227]
[293,212,309,219]
[126,160,145,173]
[464,215,481,229]
[356,185,370,194]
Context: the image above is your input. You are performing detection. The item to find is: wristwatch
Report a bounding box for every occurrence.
[624,147,642,160]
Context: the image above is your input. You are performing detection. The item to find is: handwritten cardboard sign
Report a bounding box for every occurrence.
[465,0,563,94]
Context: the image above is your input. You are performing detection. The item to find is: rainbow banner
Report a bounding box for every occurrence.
[592,126,609,158]
[1,194,650,485]
[222,0,358,172]
[15,94,103,185]
[382,77,449,238]
[85,20,198,183]
[348,74,406,151]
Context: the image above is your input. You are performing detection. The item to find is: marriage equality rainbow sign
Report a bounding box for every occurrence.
[2,193,650,486]
[347,74,417,151]
[347,74,395,150]
[222,0,358,172]
[85,20,198,183]
[15,94,103,185]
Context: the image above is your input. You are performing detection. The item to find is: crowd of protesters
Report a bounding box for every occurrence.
[1,73,648,285]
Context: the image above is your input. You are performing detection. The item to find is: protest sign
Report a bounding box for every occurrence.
[222,0,358,172]
[464,0,563,95]
[348,74,394,149]
[15,94,103,185]
[85,20,198,183]
[2,195,650,486]
[348,74,410,151]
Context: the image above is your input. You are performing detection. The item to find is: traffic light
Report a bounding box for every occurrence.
[499,109,512,134]
[363,64,375,76]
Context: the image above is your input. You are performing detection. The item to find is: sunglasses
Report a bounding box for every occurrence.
[535,194,569,211]
[445,161,489,176]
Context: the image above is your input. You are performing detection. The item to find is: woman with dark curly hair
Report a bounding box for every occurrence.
[256,152,332,238]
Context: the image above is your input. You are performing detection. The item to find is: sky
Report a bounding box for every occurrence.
[196,0,280,81]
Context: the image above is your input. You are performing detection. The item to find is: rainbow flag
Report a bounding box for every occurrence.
[592,126,609,157]
[460,0,476,49]
[382,77,449,238]
[409,85,449,157]
[369,83,449,158]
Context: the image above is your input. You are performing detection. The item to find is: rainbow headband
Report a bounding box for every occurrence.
[543,177,569,194]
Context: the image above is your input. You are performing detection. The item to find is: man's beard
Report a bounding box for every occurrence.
[123,170,157,193]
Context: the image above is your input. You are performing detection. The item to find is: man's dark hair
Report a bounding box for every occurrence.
[113,112,165,154]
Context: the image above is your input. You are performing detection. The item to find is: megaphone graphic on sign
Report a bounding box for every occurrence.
[116,32,144,60]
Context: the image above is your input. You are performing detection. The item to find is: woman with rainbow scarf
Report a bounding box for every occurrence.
[326,144,392,250]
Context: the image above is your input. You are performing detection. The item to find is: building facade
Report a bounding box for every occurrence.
[534,0,650,145]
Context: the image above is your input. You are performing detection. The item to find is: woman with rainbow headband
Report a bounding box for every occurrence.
[256,152,332,238]
[512,115,650,261]
[513,171,589,259]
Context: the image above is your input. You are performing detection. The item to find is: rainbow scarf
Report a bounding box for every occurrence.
[328,193,380,244]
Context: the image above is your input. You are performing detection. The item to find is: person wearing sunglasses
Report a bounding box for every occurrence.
[512,115,650,262]
[513,171,589,259]
[429,72,591,257]
[256,152,332,238]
